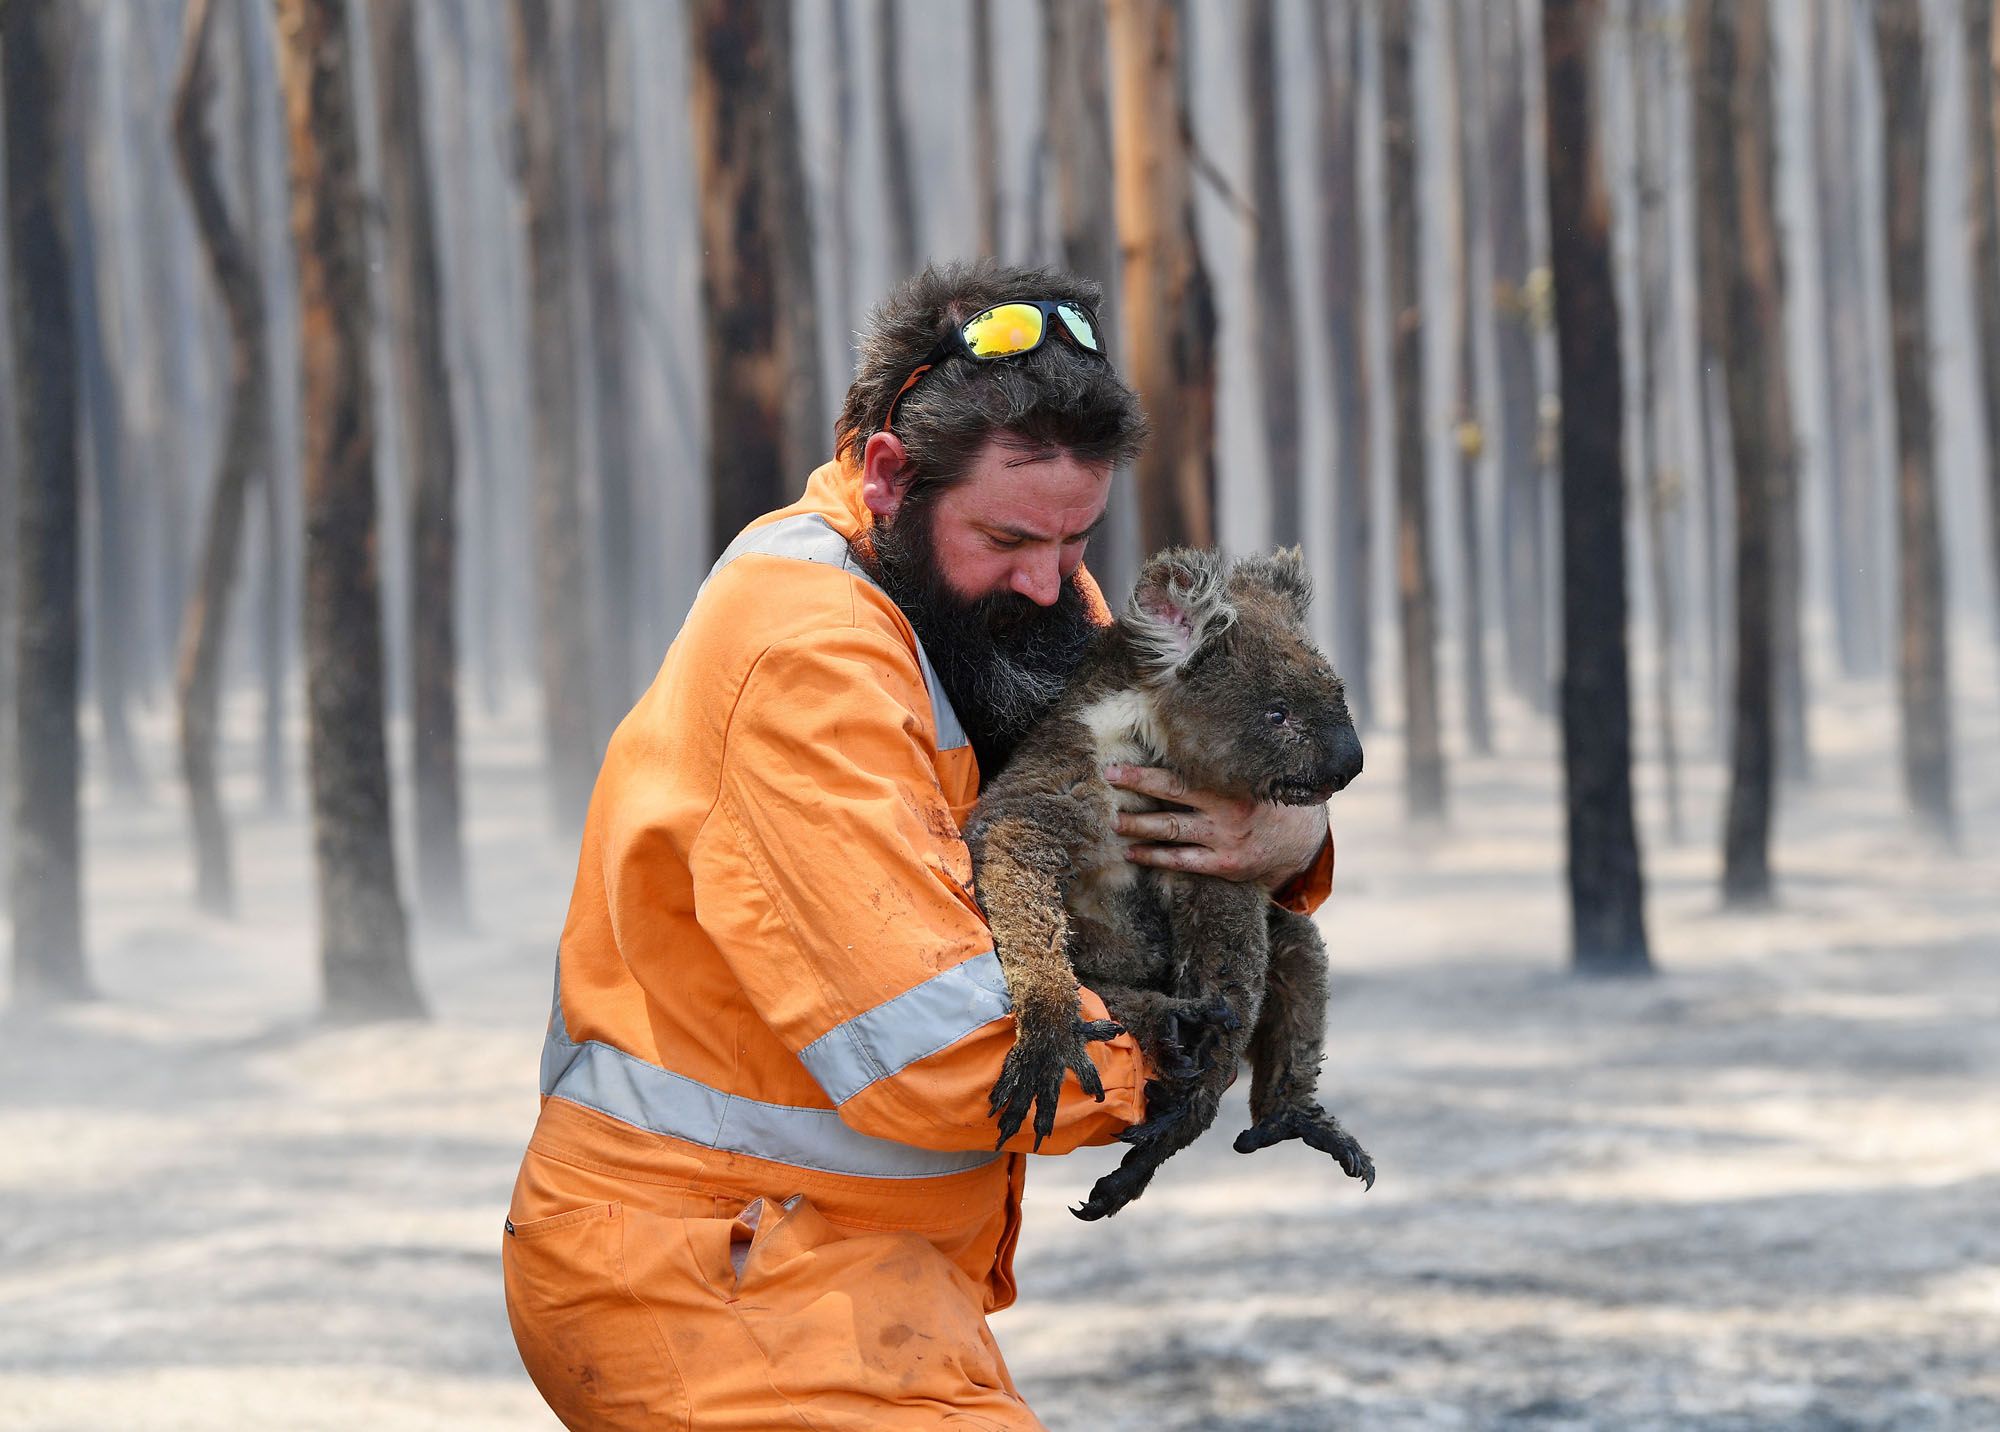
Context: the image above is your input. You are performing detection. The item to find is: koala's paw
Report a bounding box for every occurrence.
[1155,995,1243,1081]
[1115,1076,1197,1144]
[1233,1103,1376,1189]
[990,1015,1124,1151]
[1071,1155,1161,1222]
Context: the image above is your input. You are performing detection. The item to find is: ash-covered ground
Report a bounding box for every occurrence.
[2,658,1995,1431]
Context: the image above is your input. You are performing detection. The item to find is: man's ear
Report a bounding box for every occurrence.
[861,432,914,520]
[1126,548,1236,675]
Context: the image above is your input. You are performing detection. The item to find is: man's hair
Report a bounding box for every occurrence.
[834,260,1149,495]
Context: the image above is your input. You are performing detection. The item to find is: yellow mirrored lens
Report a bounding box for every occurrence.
[1056,303,1100,351]
[963,303,1044,357]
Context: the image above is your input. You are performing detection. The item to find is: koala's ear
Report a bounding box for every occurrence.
[1236,545,1313,627]
[1126,548,1237,674]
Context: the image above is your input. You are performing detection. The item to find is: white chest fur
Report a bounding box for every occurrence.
[1067,688,1172,920]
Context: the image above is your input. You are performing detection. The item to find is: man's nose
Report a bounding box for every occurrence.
[1010,549,1064,606]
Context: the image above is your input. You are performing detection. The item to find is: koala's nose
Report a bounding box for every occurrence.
[1322,722,1364,792]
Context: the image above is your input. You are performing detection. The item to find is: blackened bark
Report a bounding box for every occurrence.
[5,0,90,1004]
[828,0,858,372]
[765,3,827,494]
[275,0,421,1019]
[1969,0,2000,704]
[688,0,789,561]
[876,0,920,279]
[971,0,999,259]
[370,0,468,927]
[1383,0,1445,821]
[1544,0,1650,972]
[172,0,267,916]
[1489,0,1551,714]
[1107,0,1217,552]
[1313,0,1372,728]
[1243,0,1302,548]
[512,0,600,835]
[1450,0,1493,757]
[1875,0,1956,844]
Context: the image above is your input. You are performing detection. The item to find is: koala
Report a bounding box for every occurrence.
[964,546,1374,1221]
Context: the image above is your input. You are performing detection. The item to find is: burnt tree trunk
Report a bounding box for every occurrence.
[274,0,421,1018]
[689,0,789,560]
[171,0,267,916]
[1313,0,1372,728]
[1450,0,1493,757]
[971,0,999,259]
[828,0,858,376]
[1875,0,1956,844]
[5,0,90,1004]
[1107,0,1217,552]
[1489,0,1551,715]
[1382,0,1446,820]
[512,0,600,835]
[370,0,468,928]
[1243,0,1302,548]
[1045,0,1135,601]
[764,3,826,492]
[876,0,920,279]
[1693,0,1782,903]
[1544,0,1650,973]
[1969,0,2000,700]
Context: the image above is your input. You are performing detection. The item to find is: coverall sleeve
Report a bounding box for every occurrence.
[1270,821,1336,915]
[695,626,1148,1155]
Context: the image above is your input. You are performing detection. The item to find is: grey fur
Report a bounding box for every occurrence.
[965,547,1375,1219]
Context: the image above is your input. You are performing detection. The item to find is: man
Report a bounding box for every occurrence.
[503,263,1336,1429]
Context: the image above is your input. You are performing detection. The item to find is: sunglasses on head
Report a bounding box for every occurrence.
[881,299,1108,434]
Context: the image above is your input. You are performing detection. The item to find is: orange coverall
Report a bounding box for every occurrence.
[503,459,1334,1430]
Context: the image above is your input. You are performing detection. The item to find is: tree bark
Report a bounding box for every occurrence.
[512,0,600,836]
[1489,0,1551,715]
[971,0,999,259]
[688,0,790,565]
[369,0,468,928]
[1313,0,1372,728]
[1450,0,1493,757]
[171,0,266,916]
[1382,0,1445,821]
[1242,0,1302,549]
[764,3,826,495]
[876,0,920,280]
[275,0,421,1019]
[1544,0,1650,973]
[1106,0,1217,553]
[1874,0,1956,844]
[5,0,90,1005]
[1969,0,2000,702]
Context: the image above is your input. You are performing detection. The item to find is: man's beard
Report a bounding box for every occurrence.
[859,501,1099,777]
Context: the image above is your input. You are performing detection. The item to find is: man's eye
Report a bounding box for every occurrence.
[989,536,1024,551]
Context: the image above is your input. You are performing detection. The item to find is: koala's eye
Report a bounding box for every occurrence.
[1266,705,1289,727]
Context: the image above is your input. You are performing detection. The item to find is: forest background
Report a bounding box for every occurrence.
[1,0,1997,1427]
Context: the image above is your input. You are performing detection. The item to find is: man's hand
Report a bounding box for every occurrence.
[1104,764,1330,891]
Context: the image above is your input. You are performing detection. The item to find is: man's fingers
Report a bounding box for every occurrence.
[1115,809,1204,844]
[1104,763,1188,801]
[1124,841,1225,874]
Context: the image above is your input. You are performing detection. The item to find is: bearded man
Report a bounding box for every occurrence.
[502,263,1336,1429]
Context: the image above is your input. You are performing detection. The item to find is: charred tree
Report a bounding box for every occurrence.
[971,0,999,259]
[370,0,468,928]
[1875,0,1956,843]
[688,0,790,560]
[1544,0,1650,972]
[512,0,600,835]
[170,0,266,915]
[1489,0,1551,714]
[1313,0,1372,729]
[1449,0,1494,757]
[1969,0,2000,700]
[876,0,920,279]
[765,4,826,492]
[1382,0,1446,820]
[828,0,859,375]
[275,0,421,1018]
[1243,0,1302,548]
[5,0,90,1004]
[1107,0,1217,552]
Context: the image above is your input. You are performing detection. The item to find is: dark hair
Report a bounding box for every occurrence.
[834,260,1149,497]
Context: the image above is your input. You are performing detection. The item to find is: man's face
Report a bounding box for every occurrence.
[859,434,1113,773]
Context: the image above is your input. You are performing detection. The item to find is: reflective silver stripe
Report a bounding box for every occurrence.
[701,512,969,753]
[797,950,1012,1104]
[541,960,998,1180]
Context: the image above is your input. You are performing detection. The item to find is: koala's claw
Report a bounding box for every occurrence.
[1115,1078,1195,1143]
[1233,1103,1376,1189]
[1071,1158,1159,1221]
[1158,996,1242,1080]
[990,1016,1124,1151]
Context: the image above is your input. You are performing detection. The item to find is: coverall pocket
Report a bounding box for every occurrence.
[729,1195,1016,1417]
[503,1201,691,1431]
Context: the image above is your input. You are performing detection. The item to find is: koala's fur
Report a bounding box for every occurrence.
[964,547,1374,1220]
